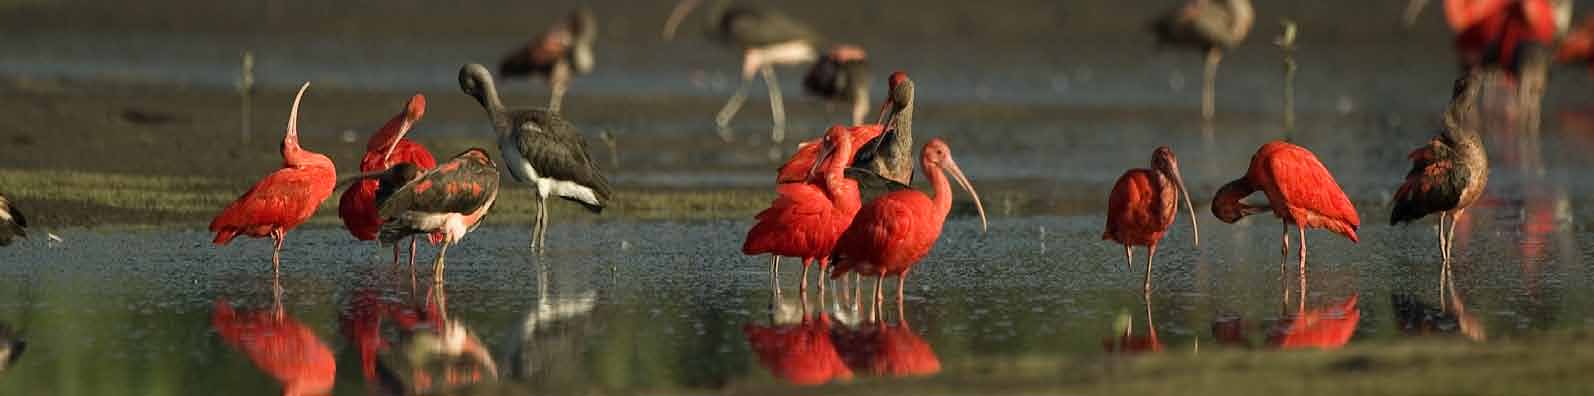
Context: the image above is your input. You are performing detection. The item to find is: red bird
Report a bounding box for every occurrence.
[1446,0,1558,74]
[829,138,988,318]
[831,319,942,378]
[1267,294,1361,350]
[1556,16,1594,73]
[744,315,854,386]
[1212,140,1359,303]
[745,126,865,293]
[1102,147,1200,296]
[211,82,337,277]
[337,93,437,266]
[213,298,337,396]
[776,71,916,185]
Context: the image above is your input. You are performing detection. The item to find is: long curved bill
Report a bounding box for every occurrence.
[1170,166,1199,247]
[807,134,836,180]
[381,118,414,164]
[286,82,310,140]
[661,0,702,40]
[941,155,987,232]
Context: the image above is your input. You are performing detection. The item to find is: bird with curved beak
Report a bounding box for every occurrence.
[1103,147,1200,297]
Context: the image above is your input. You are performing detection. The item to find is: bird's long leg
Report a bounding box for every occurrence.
[1144,244,1157,299]
[433,242,451,285]
[760,64,786,143]
[1203,48,1222,121]
[538,196,551,252]
[1447,209,1464,263]
[1281,222,1291,306]
[1297,223,1308,313]
[271,228,285,280]
[799,257,812,295]
[818,257,829,297]
[1438,212,1448,306]
[549,61,570,113]
[716,74,752,129]
[408,237,418,276]
[769,255,780,292]
[873,272,886,323]
[852,273,862,313]
[897,269,910,322]
[391,241,403,269]
[1124,245,1134,273]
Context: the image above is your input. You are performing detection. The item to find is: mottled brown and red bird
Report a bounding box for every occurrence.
[0,190,25,246]
[1392,73,1487,269]
[213,298,336,396]
[1446,0,1559,74]
[370,149,500,284]
[1152,0,1254,120]
[662,0,821,142]
[1103,147,1199,296]
[803,44,871,126]
[499,7,597,113]
[745,125,865,293]
[1211,140,1359,301]
[829,138,987,318]
[211,82,337,277]
[744,314,853,386]
[338,93,436,267]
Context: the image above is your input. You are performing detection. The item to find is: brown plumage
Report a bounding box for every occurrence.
[1392,72,1488,289]
[499,7,597,113]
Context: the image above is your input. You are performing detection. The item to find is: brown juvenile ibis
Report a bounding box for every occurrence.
[1152,0,1254,120]
[499,7,598,113]
[459,64,612,253]
[364,148,501,284]
[1392,72,1488,291]
[0,190,25,246]
[663,0,821,142]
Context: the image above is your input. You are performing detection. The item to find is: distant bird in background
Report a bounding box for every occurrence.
[1555,16,1594,73]
[803,44,871,126]
[1152,0,1254,120]
[0,190,26,246]
[459,64,611,253]
[500,7,598,113]
[338,93,437,267]
[210,83,337,278]
[369,149,500,284]
[1103,147,1200,297]
[778,71,916,189]
[1212,140,1360,307]
[1392,72,1487,290]
[663,0,821,142]
[1445,0,1560,74]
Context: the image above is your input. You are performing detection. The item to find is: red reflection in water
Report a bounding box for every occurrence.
[212,299,336,396]
[338,289,399,381]
[1103,296,1162,354]
[832,320,941,377]
[743,315,854,386]
[1266,294,1361,350]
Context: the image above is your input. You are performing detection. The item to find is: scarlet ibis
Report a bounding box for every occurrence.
[337,93,437,267]
[1556,16,1594,72]
[1102,146,1200,296]
[1152,0,1254,120]
[1266,294,1360,350]
[459,64,612,252]
[829,138,988,318]
[744,125,865,294]
[499,7,597,113]
[212,298,337,396]
[364,148,500,284]
[1445,0,1559,73]
[830,318,941,377]
[0,190,25,246]
[662,0,820,142]
[803,44,871,126]
[777,71,916,188]
[210,82,337,277]
[0,322,22,373]
[1211,140,1359,303]
[1391,73,1488,285]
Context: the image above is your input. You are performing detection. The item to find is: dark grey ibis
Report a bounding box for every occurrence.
[459,64,612,252]
[371,148,501,283]
[663,0,821,142]
[803,44,871,126]
[1392,71,1488,294]
[0,322,22,373]
[1152,0,1254,120]
[499,7,597,113]
[0,190,25,246]
[851,72,918,188]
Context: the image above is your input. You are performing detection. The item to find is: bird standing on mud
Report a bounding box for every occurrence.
[1211,140,1360,306]
[1392,72,1488,283]
[663,0,820,142]
[459,64,611,253]
[499,7,598,113]
[0,191,26,246]
[210,83,337,277]
[371,149,500,284]
[1102,147,1200,297]
[338,93,436,267]
[1152,0,1254,120]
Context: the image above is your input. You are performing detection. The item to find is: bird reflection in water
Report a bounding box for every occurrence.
[743,291,853,385]
[211,280,336,396]
[830,313,941,378]
[0,321,24,374]
[380,283,497,394]
[1103,294,1162,354]
[1266,294,1361,350]
[505,260,597,382]
[1393,270,1486,341]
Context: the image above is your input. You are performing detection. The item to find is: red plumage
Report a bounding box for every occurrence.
[211,83,336,248]
[831,321,942,377]
[776,124,884,184]
[1447,0,1557,73]
[1556,17,1594,72]
[338,93,436,241]
[830,138,986,283]
[1246,140,1360,242]
[743,316,854,385]
[212,299,337,396]
[745,126,865,282]
[1103,169,1177,246]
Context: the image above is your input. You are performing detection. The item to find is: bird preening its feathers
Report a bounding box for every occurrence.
[1391,72,1486,226]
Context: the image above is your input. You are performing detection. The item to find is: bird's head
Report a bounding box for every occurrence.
[1211,178,1264,224]
[458,64,495,106]
[280,82,311,161]
[1153,146,1200,246]
[922,138,987,232]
